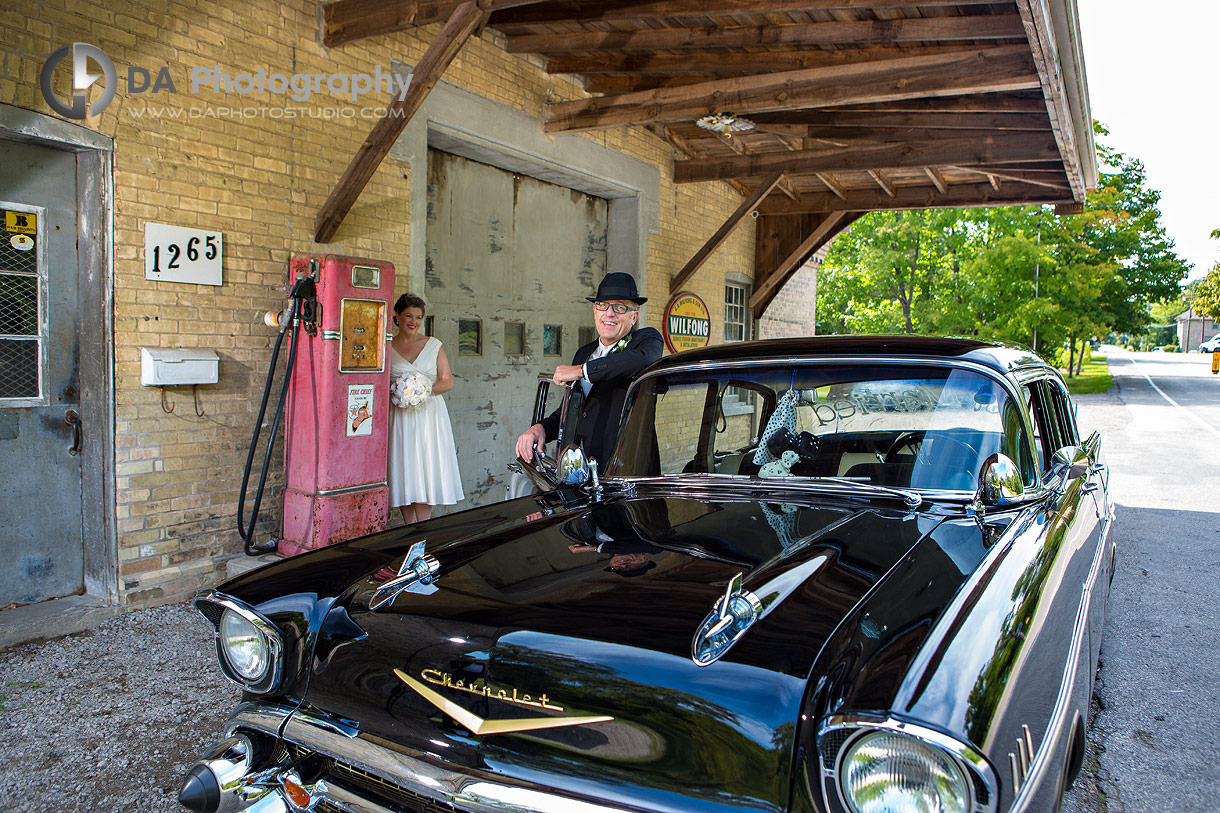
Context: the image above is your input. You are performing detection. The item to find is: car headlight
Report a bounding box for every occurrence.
[840,730,970,813]
[221,609,269,681]
[195,592,285,694]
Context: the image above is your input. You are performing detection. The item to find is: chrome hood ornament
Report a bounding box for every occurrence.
[370,540,440,610]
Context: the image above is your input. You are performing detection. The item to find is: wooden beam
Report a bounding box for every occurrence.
[817,172,848,199]
[925,167,948,194]
[869,169,896,197]
[946,165,1070,190]
[511,14,1025,54]
[1014,0,1087,200]
[748,111,1051,131]
[777,173,801,201]
[674,133,1060,183]
[493,0,1003,27]
[314,2,489,242]
[670,172,784,293]
[544,44,987,77]
[546,47,1038,133]
[322,0,535,46]
[755,180,1071,215]
[750,211,853,313]
[646,124,752,196]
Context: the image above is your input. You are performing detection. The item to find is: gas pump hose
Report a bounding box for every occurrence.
[236,295,304,556]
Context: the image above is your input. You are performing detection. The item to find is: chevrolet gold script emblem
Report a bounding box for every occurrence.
[395,669,613,736]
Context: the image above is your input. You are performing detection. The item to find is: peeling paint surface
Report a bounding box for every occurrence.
[424,150,607,512]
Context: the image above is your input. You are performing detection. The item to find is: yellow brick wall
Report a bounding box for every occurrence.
[1,0,753,607]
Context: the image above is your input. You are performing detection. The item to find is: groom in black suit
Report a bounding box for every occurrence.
[515,272,663,468]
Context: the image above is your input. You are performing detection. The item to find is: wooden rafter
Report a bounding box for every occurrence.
[544,45,988,77]
[314,2,489,242]
[946,165,1070,190]
[817,172,848,199]
[868,169,896,197]
[670,172,784,293]
[673,133,1060,183]
[546,47,1039,133]
[1014,0,1087,199]
[756,180,1071,216]
[322,0,538,46]
[510,15,1026,55]
[925,167,949,194]
[493,0,1004,27]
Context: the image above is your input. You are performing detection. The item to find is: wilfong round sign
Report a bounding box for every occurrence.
[663,292,712,352]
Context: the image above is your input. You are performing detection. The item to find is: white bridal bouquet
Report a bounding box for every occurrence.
[390,372,431,410]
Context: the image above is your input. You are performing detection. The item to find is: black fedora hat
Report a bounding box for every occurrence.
[587,272,647,304]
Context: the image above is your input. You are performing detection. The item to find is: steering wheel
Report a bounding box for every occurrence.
[884,431,976,465]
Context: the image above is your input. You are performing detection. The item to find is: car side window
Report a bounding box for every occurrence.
[1044,381,1078,446]
[1023,385,1047,471]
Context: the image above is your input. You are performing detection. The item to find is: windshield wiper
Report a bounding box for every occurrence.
[801,477,923,508]
[608,473,922,508]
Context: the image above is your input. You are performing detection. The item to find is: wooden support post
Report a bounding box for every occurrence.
[313,1,488,243]
[750,211,853,315]
[669,172,784,294]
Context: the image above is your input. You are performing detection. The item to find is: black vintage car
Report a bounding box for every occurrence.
[180,336,1113,813]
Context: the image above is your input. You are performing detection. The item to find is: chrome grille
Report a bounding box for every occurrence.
[285,741,458,813]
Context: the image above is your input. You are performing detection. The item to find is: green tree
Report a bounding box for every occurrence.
[1190,229,1220,320]
[816,124,1190,373]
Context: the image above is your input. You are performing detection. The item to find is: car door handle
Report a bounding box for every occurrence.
[64,408,81,456]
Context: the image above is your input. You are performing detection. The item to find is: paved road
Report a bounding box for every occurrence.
[1063,349,1220,813]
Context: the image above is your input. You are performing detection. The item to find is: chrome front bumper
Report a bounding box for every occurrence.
[181,701,639,813]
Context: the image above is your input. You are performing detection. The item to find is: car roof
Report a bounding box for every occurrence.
[650,335,1049,378]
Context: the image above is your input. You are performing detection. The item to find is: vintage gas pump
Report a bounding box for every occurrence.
[238,254,395,556]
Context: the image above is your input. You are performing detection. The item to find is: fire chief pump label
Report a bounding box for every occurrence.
[347,384,375,437]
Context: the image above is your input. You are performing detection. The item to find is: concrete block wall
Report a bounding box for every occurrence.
[1,0,756,607]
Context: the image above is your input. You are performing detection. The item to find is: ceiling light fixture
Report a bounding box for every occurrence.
[696,112,755,137]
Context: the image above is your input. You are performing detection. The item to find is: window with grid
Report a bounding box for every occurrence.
[1,207,42,401]
[724,283,750,342]
[723,283,752,411]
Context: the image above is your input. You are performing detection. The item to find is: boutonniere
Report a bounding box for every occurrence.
[610,335,630,353]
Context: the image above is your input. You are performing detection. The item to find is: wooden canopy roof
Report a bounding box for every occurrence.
[318,0,1095,313]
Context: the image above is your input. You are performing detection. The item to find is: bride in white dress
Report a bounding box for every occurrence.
[388,294,464,523]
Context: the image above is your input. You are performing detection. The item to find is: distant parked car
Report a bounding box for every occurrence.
[1200,335,1220,353]
[179,336,1115,813]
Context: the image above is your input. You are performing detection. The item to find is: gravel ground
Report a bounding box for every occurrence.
[0,602,238,813]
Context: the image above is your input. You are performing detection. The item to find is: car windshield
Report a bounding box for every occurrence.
[610,363,1035,492]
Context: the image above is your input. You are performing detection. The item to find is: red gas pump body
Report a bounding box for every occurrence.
[280,254,394,556]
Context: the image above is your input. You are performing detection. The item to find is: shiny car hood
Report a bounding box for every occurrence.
[297,493,951,812]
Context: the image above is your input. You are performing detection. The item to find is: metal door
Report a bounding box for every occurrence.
[0,140,84,605]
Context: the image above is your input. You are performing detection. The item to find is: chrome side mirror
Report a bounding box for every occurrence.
[980,453,1024,506]
[1052,445,1089,479]
[556,444,591,486]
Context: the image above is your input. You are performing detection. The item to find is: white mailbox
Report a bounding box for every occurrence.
[141,348,220,386]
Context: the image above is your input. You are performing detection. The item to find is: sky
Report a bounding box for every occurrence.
[1076,1,1220,282]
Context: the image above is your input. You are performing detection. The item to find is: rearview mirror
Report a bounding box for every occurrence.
[980,453,1024,506]
[1051,445,1089,479]
[557,443,591,486]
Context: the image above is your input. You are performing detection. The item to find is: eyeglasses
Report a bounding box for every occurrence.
[593,302,638,315]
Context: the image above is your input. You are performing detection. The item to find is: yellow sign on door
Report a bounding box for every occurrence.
[5,210,37,234]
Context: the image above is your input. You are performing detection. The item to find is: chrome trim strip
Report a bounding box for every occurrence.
[321,330,341,340]
[316,481,388,497]
[196,592,286,695]
[819,715,998,813]
[218,703,642,813]
[1006,510,1112,812]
